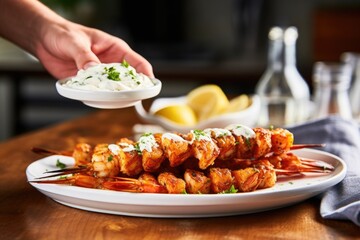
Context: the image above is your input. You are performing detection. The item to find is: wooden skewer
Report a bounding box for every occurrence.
[290,144,326,150]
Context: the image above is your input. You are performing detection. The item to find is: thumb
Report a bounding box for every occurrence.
[83,61,99,69]
[73,48,101,70]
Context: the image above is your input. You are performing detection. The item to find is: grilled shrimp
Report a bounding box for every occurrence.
[32,124,331,194]
[186,130,220,169]
[72,143,93,166]
[208,168,234,193]
[184,169,211,194]
[204,128,236,161]
[158,172,186,194]
[138,133,166,172]
[232,160,277,192]
[161,133,192,167]
[115,138,143,177]
[91,143,121,177]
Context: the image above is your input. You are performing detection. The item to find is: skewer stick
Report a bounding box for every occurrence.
[290,144,326,150]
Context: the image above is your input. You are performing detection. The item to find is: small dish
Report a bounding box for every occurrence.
[135,95,261,133]
[56,78,162,109]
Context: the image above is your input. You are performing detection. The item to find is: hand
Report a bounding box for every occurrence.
[36,22,154,79]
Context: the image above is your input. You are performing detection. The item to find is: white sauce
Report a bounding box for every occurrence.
[162,133,187,142]
[63,62,155,91]
[108,144,121,155]
[190,130,212,143]
[138,134,158,152]
[226,124,256,138]
[204,128,231,138]
[118,142,136,152]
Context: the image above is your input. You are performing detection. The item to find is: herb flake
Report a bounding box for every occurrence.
[220,185,238,194]
[56,159,66,169]
[103,66,121,81]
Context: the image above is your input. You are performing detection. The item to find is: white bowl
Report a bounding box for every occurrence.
[56,78,162,109]
[135,95,261,133]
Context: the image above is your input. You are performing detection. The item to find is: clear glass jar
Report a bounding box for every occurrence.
[341,52,360,121]
[312,62,352,120]
[255,26,310,127]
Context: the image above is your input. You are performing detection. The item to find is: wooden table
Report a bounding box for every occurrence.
[0,107,358,240]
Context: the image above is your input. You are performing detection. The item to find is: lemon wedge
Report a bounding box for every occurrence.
[186,84,229,121]
[224,94,251,113]
[154,105,197,126]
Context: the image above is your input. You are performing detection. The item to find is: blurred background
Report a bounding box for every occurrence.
[0,0,360,141]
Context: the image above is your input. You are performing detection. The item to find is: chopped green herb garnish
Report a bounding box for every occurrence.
[142,132,153,137]
[220,185,238,194]
[56,159,66,169]
[193,129,206,140]
[121,59,130,68]
[103,66,121,81]
[85,76,92,79]
[134,143,142,155]
[129,69,135,77]
[107,155,114,162]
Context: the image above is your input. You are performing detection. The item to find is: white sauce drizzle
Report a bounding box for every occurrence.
[226,124,256,138]
[203,128,231,138]
[118,142,136,152]
[108,144,121,155]
[138,134,158,152]
[190,130,212,144]
[162,133,187,142]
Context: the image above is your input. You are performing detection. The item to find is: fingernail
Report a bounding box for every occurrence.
[83,61,99,69]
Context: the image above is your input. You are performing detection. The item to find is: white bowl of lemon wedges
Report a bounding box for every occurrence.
[135,84,261,133]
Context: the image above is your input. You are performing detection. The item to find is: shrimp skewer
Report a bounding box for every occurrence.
[214,152,334,176]
[34,162,277,194]
[32,125,330,185]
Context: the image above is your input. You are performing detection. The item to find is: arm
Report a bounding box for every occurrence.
[0,0,154,79]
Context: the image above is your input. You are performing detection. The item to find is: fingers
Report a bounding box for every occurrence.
[83,61,99,70]
[74,49,101,70]
[123,51,154,78]
[70,27,154,77]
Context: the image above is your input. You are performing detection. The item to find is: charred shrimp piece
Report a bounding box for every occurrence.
[32,142,93,166]
[269,128,294,155]
[252,128,273,159]
[186,130,220,170]
[208,168,234,193]
[72,143,94,166]
[232,160,277,192]
[226,124,256,159]
[158,172,186,194]
[91,143,121,178]
[161,133,192,167]
[184,169,211,194]
[203,128,236,161]
[137,133,166,172]
[115,138,143,177]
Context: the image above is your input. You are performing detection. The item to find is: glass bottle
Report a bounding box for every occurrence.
[341,52,360,121]
[312,62,352,120]
[255,26,310,127]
